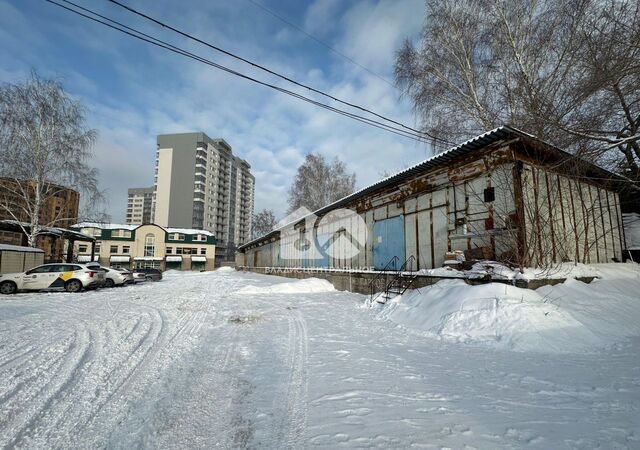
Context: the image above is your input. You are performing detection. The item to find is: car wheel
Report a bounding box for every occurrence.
[145,275,153,281]
[105,278,115,288]
[65,279,83,293]
[0,281,17,295]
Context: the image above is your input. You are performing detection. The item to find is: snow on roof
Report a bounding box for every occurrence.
[74,222,138,231]
[0,244,44,253]
[239,126,524,249]
[165,227,215,236]
[623,213,640,250]
[73,223,215,237]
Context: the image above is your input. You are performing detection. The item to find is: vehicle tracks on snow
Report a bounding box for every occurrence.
[275,306,309,449]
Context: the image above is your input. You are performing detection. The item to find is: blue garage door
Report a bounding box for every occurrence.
[373,215,405,270]
[315,233,330,268]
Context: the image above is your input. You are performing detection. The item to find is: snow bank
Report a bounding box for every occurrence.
[417,261,599,281]
[215,266,236,273]
[520,262,599,280]
[416,266,465,277]
[467,261,599,281]
[376,263,640,353]
[237,277,336,294]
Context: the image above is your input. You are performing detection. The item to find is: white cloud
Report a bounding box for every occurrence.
[0,0,433,224]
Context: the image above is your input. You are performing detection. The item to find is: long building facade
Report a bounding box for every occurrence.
[152,132,254,264]
[237,127,627,271]
[73,222,216,271]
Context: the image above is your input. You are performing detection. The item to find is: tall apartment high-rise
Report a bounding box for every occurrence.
[152,132,254,263]
[125,187,154,225]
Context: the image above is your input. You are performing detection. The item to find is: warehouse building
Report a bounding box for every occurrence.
[72,223,216,271]
[237,127,626,273]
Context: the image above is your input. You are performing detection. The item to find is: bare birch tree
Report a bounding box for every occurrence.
[252,208,278,239]
[0,72,102,247]
[287,153,356,213]
[396,0,640,185]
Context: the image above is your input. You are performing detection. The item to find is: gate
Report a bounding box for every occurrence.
[372,215,405,270]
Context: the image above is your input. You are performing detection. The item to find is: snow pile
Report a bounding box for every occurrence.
[466,262,520,280]
[520,262,599,280]
[467,261,599,281]
[416,266,465,277]
[416,261,598,281]
[376,263,640,353]
[237,277,336,294]
[215,266,236,273]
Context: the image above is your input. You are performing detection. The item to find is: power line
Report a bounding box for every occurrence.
[104,0,454,147]
[45,0,437,143]
[245,0,397,89]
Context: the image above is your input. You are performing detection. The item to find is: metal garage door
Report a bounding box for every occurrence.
[372,215,405,270]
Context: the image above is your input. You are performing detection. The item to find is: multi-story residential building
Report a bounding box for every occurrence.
[125,187,154,225]
[0,177,80,260]
[152,132,254,264]
[72,222,216,271]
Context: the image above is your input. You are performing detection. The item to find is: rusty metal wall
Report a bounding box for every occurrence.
[520,163,623,265]
[240,145,623,270]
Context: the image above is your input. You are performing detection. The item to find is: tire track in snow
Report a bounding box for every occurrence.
[76,305,168,431]
[276,307,309,449]
[0,329,68,371]
[80,276,237,442]
[2,326,93,449]
[2,303,167,447]
[109,313,244,448]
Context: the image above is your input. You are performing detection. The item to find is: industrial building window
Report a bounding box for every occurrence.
[122,246,130,254]
[200,248,206,255]
[484,187,495,203]
[144,234,155,257]
[78,244,88,253]
[166,247,173,254]
[170,233,185,241]
[110,245,118,254]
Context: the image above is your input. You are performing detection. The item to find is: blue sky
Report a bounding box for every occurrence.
[0,0,429,222]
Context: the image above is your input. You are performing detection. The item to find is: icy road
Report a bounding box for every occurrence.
[1,269,639,449]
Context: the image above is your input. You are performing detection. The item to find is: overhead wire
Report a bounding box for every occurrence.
[245,0,397,89]
[45,0,443,144]
[104,0,454,147]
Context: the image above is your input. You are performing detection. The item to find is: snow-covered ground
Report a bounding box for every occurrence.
[1,266,639,448]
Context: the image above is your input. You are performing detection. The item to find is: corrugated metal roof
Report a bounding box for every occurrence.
[312,126,526,217]
[238,125,616,250]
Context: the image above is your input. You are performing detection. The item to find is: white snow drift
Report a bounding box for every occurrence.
[236,277,336,294]
[375,263,640,353]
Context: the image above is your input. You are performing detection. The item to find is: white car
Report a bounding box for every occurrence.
[86,264,133,287]
[112,267,135,285]
[0,263,105,294]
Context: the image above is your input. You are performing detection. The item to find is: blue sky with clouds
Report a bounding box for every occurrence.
[0,0,430,222]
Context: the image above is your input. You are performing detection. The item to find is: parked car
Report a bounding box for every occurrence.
[0,263,105,294]
[132,268,163,282]
[86,264,133,287]
[113,267,135,284]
